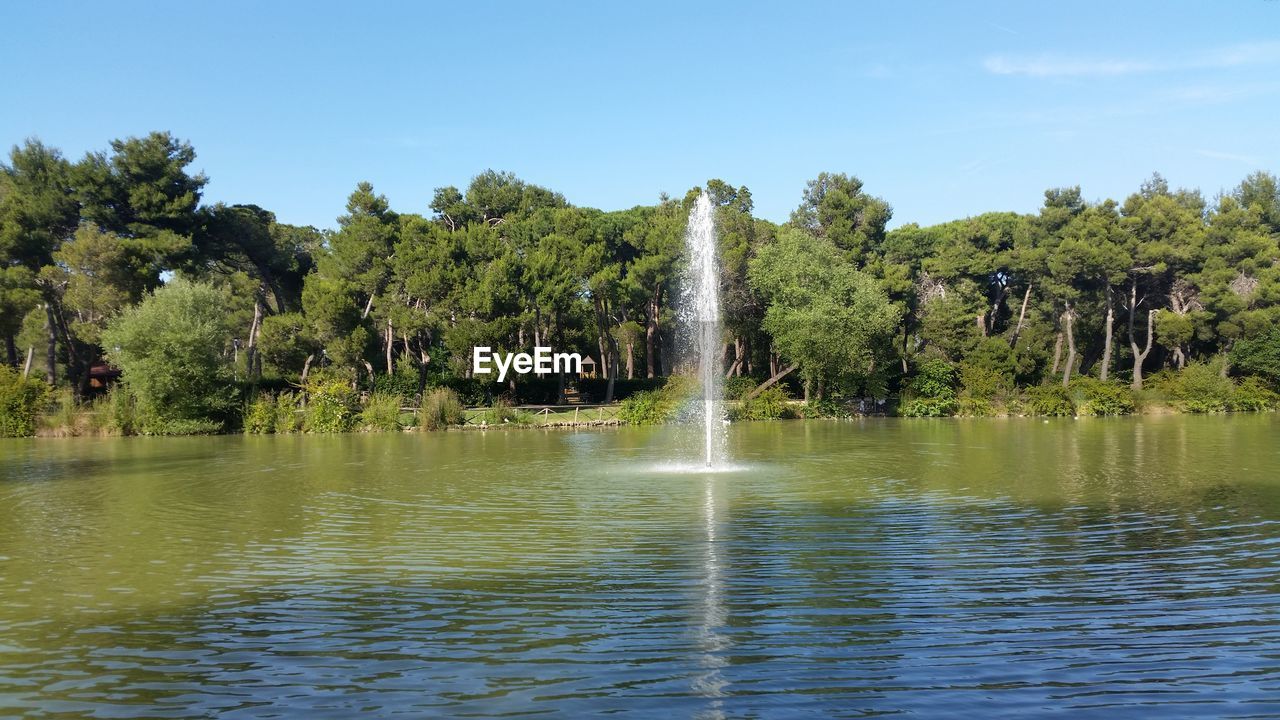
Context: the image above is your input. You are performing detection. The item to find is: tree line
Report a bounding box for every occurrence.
[2,131,1279,433]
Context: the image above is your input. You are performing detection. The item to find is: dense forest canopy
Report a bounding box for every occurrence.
[3,131,1279,431]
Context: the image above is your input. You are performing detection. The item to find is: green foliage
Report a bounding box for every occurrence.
[1153,361,1236,413]
[257,312,315,378]
[421,387,464,430]
[1070,377,1135,416]
[1024,385,1075,416]
[303,372,358,432]
[273,392,301,433]
[481,397,531,425]
[100,279,237,434]
[911,358,958,399]
[732,385,794,421]
[900,396,957,417]
[1230,377,1278,412]
[1232,327,1280,389]
[959,363,1013,401]
[955,397,996,417]
[0,367,49,437]
[359,392,403,431]
[901,358,958,416]
[7,130,1280,434]
[244,394,276,434]
[440,377,487,406]
[618,389,672,425]
[749,227,901,391]
[372,360,421,399]
[723,375,757,400]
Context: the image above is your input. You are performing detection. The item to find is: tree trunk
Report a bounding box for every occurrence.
[44,303,58,384]
[1061,306,1076,388]
[1010,284,1032,347]
[1100,290,1114,381]
[1051,331,1063,376]
[385,318,394,375]
[744,363,798,401]
[645,287,661,378]
[625,337,634,379]
[245,298,263,382]
[555,313,566,405]
[1128,279,1155,389]
[301,354,314,384]
[983,285,1009,335]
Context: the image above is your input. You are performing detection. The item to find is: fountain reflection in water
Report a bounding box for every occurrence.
[692,475,729,718]
[680,192,728,468]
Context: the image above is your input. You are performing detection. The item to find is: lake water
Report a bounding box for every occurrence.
[1,416,1278,718]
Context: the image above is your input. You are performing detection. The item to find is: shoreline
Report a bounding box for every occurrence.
[20,404,1275,439]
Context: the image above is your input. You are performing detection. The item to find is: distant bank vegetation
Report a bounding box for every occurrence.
[2,131,1279,436]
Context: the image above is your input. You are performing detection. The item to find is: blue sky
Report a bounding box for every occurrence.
[3,1,1278,229]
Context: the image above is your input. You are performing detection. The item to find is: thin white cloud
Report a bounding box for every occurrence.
[984,21,1019,36]
[1195,149,1260,166]
[984,40,1280,78]
[983,55,1153,77]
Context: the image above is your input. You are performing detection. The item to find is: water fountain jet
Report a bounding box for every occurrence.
[681,193,727,469]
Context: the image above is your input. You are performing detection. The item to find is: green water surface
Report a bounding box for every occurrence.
[1,416,1278,717]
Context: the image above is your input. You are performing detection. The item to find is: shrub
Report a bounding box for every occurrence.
[901,358,958,417]
[911,358,958,398]
[103,386,138,435]
[101,279,238,434]
[733,385,793,421]
[481,397,531,425]
[273,392,301,433]
[372,360,422,400]
[40,389,80,436]
[619,389,679,425]
[303,373,358,432]
[421,387,464,430]
[618,376,694,425]
[0,367,50,437]
[575,377,667,403]
[359,392,403,431]
[1231,377,1278,412]
[956,397,996,417]
[1232,327,1280,390]
[1071,377,1135,416]
[900,396,957,417]
[1157,361,1235,413]
[723,376,757,401]
[802,396,854,419]
[959,363,1012,401]
[244,394,276,434]
[440,377,487,406]
[1024,384,1075,416]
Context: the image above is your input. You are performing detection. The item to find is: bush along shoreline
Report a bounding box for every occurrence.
[4,360,1277,439]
